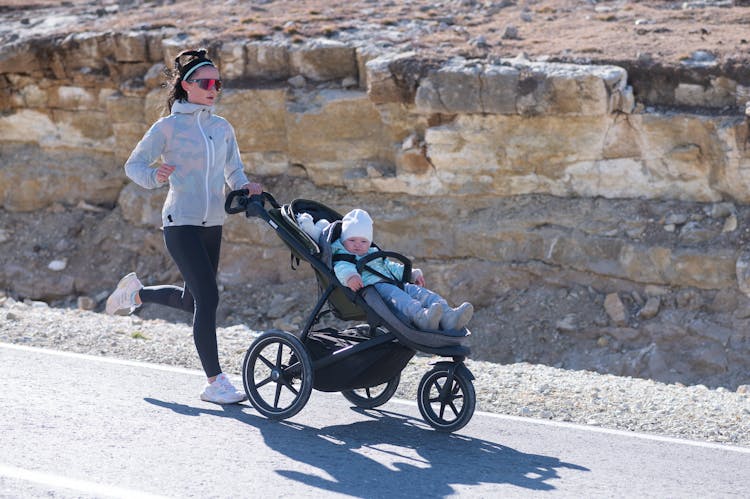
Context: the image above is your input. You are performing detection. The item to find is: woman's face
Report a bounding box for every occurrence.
[181,65,221,106]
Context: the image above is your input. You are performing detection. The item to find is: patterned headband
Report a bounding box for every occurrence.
[182,60,215,81]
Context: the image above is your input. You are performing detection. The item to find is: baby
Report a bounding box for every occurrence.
[331,208,473,331]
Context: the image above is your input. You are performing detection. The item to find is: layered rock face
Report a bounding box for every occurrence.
[2,33,750,388]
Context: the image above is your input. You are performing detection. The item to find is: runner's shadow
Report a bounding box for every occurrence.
[145,398,589,497]
[144,397,247,418]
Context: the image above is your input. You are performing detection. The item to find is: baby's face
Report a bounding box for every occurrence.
[343,237,370,256]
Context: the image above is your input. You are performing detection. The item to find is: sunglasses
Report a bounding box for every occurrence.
[187,78,222,91]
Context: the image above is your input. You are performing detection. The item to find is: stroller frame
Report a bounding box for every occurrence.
[226,190,477,432]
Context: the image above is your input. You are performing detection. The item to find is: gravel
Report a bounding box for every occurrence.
[2,296,749,448]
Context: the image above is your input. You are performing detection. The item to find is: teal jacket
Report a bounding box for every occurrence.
[332,239,406,287]
[124,100,249,227]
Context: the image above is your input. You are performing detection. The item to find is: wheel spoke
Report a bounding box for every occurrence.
[283,360,301,377]
[283,379,300,396]
[255,375,272,388]
[275,343,284,368]
[447,400,460,418]
[258,354,275,370]
[274,380,283,408]
[451,382,464,403]
[365,387,372,398]
[431,379,444,397]
[429,375,460,420]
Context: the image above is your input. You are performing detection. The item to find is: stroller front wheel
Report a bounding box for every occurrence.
[341,374,400,409]
[417,363,476,432]
[242,330,313,420]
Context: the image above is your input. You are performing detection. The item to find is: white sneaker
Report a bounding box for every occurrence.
[105,272,143,315]
[200,373,247,404]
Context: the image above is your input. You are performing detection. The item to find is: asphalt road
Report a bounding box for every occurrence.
[1,343,748,498]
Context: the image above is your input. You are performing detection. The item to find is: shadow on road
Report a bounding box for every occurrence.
[145,398,588,496]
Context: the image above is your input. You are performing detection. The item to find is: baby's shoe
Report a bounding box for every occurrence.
[413,303,443,330]
[440,302,474,331]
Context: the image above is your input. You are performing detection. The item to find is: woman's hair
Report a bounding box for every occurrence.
[163,48,216,114]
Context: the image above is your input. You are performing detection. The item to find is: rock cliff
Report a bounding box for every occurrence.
[2,0,750,389]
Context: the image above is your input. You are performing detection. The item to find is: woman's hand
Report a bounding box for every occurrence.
[156,164,176,183]
[242,182,263,195]
[346,274,364,291]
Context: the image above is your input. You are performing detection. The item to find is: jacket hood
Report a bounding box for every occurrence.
[171,100,214,115]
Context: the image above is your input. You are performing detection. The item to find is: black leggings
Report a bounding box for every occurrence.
[139,225,223,378]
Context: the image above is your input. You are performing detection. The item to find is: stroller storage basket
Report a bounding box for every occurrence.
[306,328,415,392]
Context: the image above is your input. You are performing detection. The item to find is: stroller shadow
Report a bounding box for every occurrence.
[145,398,588,497]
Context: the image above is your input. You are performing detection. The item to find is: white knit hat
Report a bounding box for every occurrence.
[341,208,373,242]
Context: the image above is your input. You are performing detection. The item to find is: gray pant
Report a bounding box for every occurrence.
[374,282,448,321]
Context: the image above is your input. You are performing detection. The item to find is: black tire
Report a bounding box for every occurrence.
[341,374,400,409]
[242,330,313,420]
[417,365,476,432]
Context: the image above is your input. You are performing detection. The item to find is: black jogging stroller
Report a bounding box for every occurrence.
[225,190,476,432]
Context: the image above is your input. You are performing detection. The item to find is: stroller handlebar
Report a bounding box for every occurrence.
[225,190,281,217]
[224,188,250,214]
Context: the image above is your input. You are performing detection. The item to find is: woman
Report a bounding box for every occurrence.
[105,48,263,404]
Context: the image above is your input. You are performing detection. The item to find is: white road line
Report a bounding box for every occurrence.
[392,398,750,455]
[3,342,750,455]
[0,463,170,499]
[0,342,204,376]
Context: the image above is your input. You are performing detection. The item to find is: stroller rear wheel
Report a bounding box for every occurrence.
[341,374,400,409]
[417,364,476,432]
[242,330,313,420]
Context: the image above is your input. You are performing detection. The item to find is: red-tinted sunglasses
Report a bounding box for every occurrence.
[187,78,222,91]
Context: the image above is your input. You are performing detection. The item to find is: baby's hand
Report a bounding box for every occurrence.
[413,268,425,287]
[346,274,364,291]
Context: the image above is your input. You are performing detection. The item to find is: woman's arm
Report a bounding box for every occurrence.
[124,122,167,190]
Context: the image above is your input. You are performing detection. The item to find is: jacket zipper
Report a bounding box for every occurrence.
[196,110,212,224]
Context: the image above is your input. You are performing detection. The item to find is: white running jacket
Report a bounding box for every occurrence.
[124,100,250,228]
